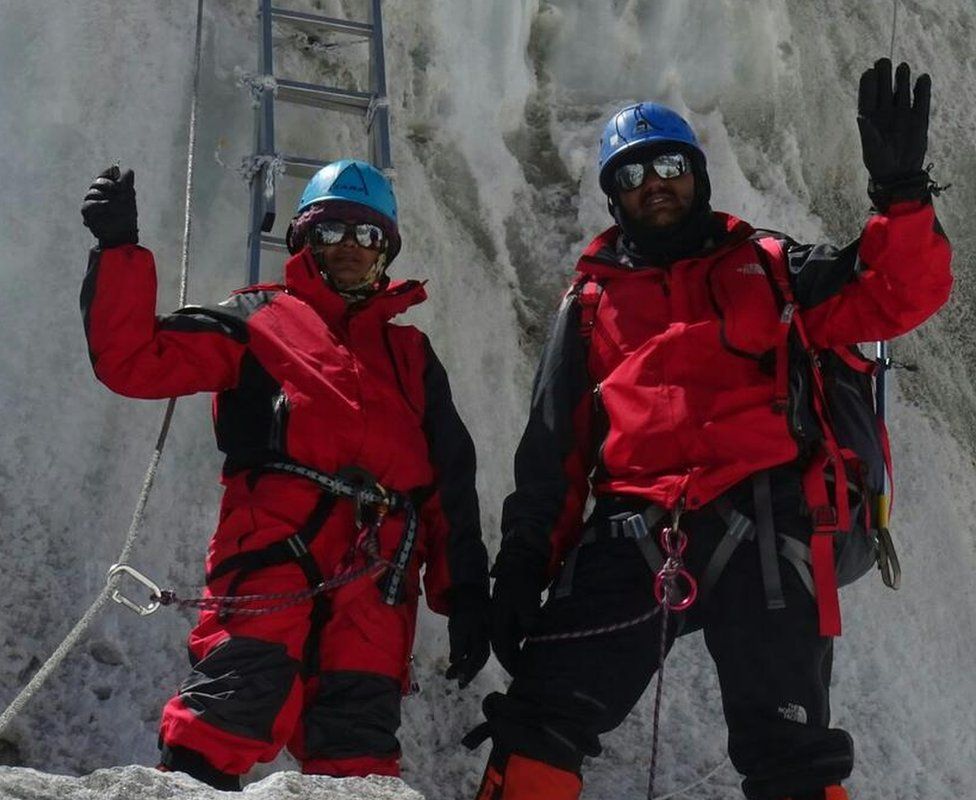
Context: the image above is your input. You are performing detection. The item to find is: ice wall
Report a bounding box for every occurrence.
[0,1,973,798]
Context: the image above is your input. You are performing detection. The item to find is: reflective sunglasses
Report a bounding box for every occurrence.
[311,220,386,250]
[614,152,691,191]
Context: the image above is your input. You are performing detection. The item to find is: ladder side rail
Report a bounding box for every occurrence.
[247,0,278,284]
[368,0,392,171]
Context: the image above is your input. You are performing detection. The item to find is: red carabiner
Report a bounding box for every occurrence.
[654,568,699,612]
[659,525,688,558]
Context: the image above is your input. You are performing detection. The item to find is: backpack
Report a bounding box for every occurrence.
[754,234,900,635]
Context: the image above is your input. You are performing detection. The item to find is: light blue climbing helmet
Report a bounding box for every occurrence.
[598,102,706,196]
[290,159,401,262]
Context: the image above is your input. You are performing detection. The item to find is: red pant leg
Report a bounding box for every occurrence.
[159,560,312,776]
[290,580,418,776]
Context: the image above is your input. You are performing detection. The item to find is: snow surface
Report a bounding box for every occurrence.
[0,1,974,799]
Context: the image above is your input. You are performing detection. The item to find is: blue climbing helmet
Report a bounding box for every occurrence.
[597,102,706,197]
[288,159,401,262]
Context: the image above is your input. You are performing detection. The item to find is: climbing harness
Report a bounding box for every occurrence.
[108,460,421,632]
[0,0,207,740]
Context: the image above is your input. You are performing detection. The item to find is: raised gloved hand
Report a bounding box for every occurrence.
[857,58,932,209]
[445,584,491,689]
[489,542,548,676]
[81,166,139,248]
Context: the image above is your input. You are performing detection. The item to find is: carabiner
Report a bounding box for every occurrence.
[106,563,162,616]
[654,568,698,612]
[877,527,902,590]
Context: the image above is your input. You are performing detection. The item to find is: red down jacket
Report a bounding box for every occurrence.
[81,244,488,613]
[501,202,952,571]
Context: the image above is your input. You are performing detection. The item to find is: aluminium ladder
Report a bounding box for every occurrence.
[245,0,393,284]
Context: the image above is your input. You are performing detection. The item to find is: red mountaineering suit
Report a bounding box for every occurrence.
[479,200,951,799]
[82,244,488,778]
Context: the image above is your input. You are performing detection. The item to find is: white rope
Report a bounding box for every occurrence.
[889,0,899,61]
[651,756,732,800]
[0,0,206,739]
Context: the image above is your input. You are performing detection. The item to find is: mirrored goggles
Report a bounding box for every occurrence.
[311,220,386,250]
[614,152,692,191]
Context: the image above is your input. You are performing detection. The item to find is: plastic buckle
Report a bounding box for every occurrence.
[811,505,838,530]
[106,563,162,616]
[622,512,649,540]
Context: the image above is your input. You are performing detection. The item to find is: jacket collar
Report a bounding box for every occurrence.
[283,248,427,328]
[576,212,756,280]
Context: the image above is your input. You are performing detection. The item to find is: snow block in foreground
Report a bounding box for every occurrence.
[0,765,426,799]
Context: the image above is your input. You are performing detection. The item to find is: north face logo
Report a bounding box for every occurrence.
[737,262,765,276]
[778,702,808,724]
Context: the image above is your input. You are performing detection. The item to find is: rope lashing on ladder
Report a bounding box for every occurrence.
[238,153,285,199]
[0,0,207,740]
[234,66,278,107]
[365,94,389,129]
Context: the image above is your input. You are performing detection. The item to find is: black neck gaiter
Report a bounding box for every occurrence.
[617,205,725,265]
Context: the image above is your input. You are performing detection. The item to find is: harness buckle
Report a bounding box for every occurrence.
[811,504,838,530]
[609,511,649,540]
[286,535,309,558]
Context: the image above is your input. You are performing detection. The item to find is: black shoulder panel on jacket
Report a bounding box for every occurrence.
[752,230,861,310]
[499,290,591,564]
[216,350,289,475]
[158,290,278,344]
[421,335,488,594]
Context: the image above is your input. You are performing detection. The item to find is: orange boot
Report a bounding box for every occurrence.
[784,787,849,800]
[475,753,582,800]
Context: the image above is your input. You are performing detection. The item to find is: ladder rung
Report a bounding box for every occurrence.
[281,154,331,179]
[260,234,289,253]
[270,7,373,37]
[276,79,371,114]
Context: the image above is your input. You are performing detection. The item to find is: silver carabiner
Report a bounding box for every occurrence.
[106,563,162,616]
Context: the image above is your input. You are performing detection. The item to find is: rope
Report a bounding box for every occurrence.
[889,0,898,62]
[525,607,659,643]
[235,67,278,108]
[646,585,672,798]
[0,0,206,740]
[154,559,389,617]
[651,757,732,800]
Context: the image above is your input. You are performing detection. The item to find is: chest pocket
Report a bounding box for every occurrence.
[706,248,783,359]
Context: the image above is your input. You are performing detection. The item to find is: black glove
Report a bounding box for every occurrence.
[445,584,491,689]
[489,542,547,676]
[81,166,139,248]
[857,58,932,209]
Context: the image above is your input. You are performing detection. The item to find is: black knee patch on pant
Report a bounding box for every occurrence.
[159,743,242,792]
[302,671,401,759]
[179,636,300,743]
[478,690,600,774]
[738,728,853,800]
